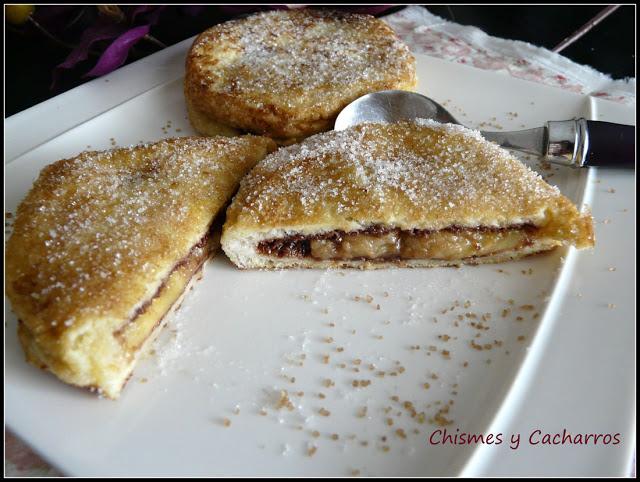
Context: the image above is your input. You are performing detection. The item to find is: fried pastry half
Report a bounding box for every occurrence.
[184,9,417,144]
[222,120,594,269]
[6,136,276,398]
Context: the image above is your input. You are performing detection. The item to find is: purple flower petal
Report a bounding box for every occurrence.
[51,19,124,88]
[83,25,151,78]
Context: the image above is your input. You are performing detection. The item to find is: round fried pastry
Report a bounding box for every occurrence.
[184,9,417,142]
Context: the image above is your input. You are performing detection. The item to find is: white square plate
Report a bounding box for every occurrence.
[5,37,635,476]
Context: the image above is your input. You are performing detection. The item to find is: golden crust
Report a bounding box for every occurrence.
[17,243,210,398]
[221,121,594,269]
[184,9,417,141]
[6,136,276,398]
[186,96,242,138]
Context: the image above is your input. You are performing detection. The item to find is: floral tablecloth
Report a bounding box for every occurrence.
[5,5,635,477]
[384,6,635,105]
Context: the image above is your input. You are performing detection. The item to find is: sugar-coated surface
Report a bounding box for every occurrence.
[6,136,275,333]
[225,120,580,238]
[190,9,414,99]
[185,9,416,139]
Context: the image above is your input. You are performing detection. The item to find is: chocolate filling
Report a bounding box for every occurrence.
[132,234,210,320]
[257,224,539,261]
[114,231,213,342]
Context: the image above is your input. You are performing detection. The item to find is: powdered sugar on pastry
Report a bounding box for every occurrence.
[185,9,417,141]
[229,120,561,228]
[222,120,593,269]
[6,135,276,398]
[193,10,414,96]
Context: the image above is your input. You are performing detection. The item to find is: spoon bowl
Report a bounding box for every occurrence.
[334,90,459,131]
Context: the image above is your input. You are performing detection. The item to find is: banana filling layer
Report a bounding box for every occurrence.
[257,225,540,261]
[115,233,213,351]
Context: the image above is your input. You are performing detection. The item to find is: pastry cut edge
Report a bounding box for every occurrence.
[221,120,594,270]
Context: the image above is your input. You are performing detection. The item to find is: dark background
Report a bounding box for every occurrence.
[5,4,636,117]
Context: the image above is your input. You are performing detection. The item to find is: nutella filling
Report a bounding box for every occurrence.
[257,224,538,261]
[115,232,213,340]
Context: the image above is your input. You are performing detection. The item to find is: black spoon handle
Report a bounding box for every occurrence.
[586,121,635,167]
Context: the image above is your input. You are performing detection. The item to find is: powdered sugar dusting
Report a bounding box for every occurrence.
[229,120,563,232]
[189,9,415,102]
[7,136,272,328]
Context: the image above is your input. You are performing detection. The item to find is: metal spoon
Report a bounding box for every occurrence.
[335,90,634,168]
